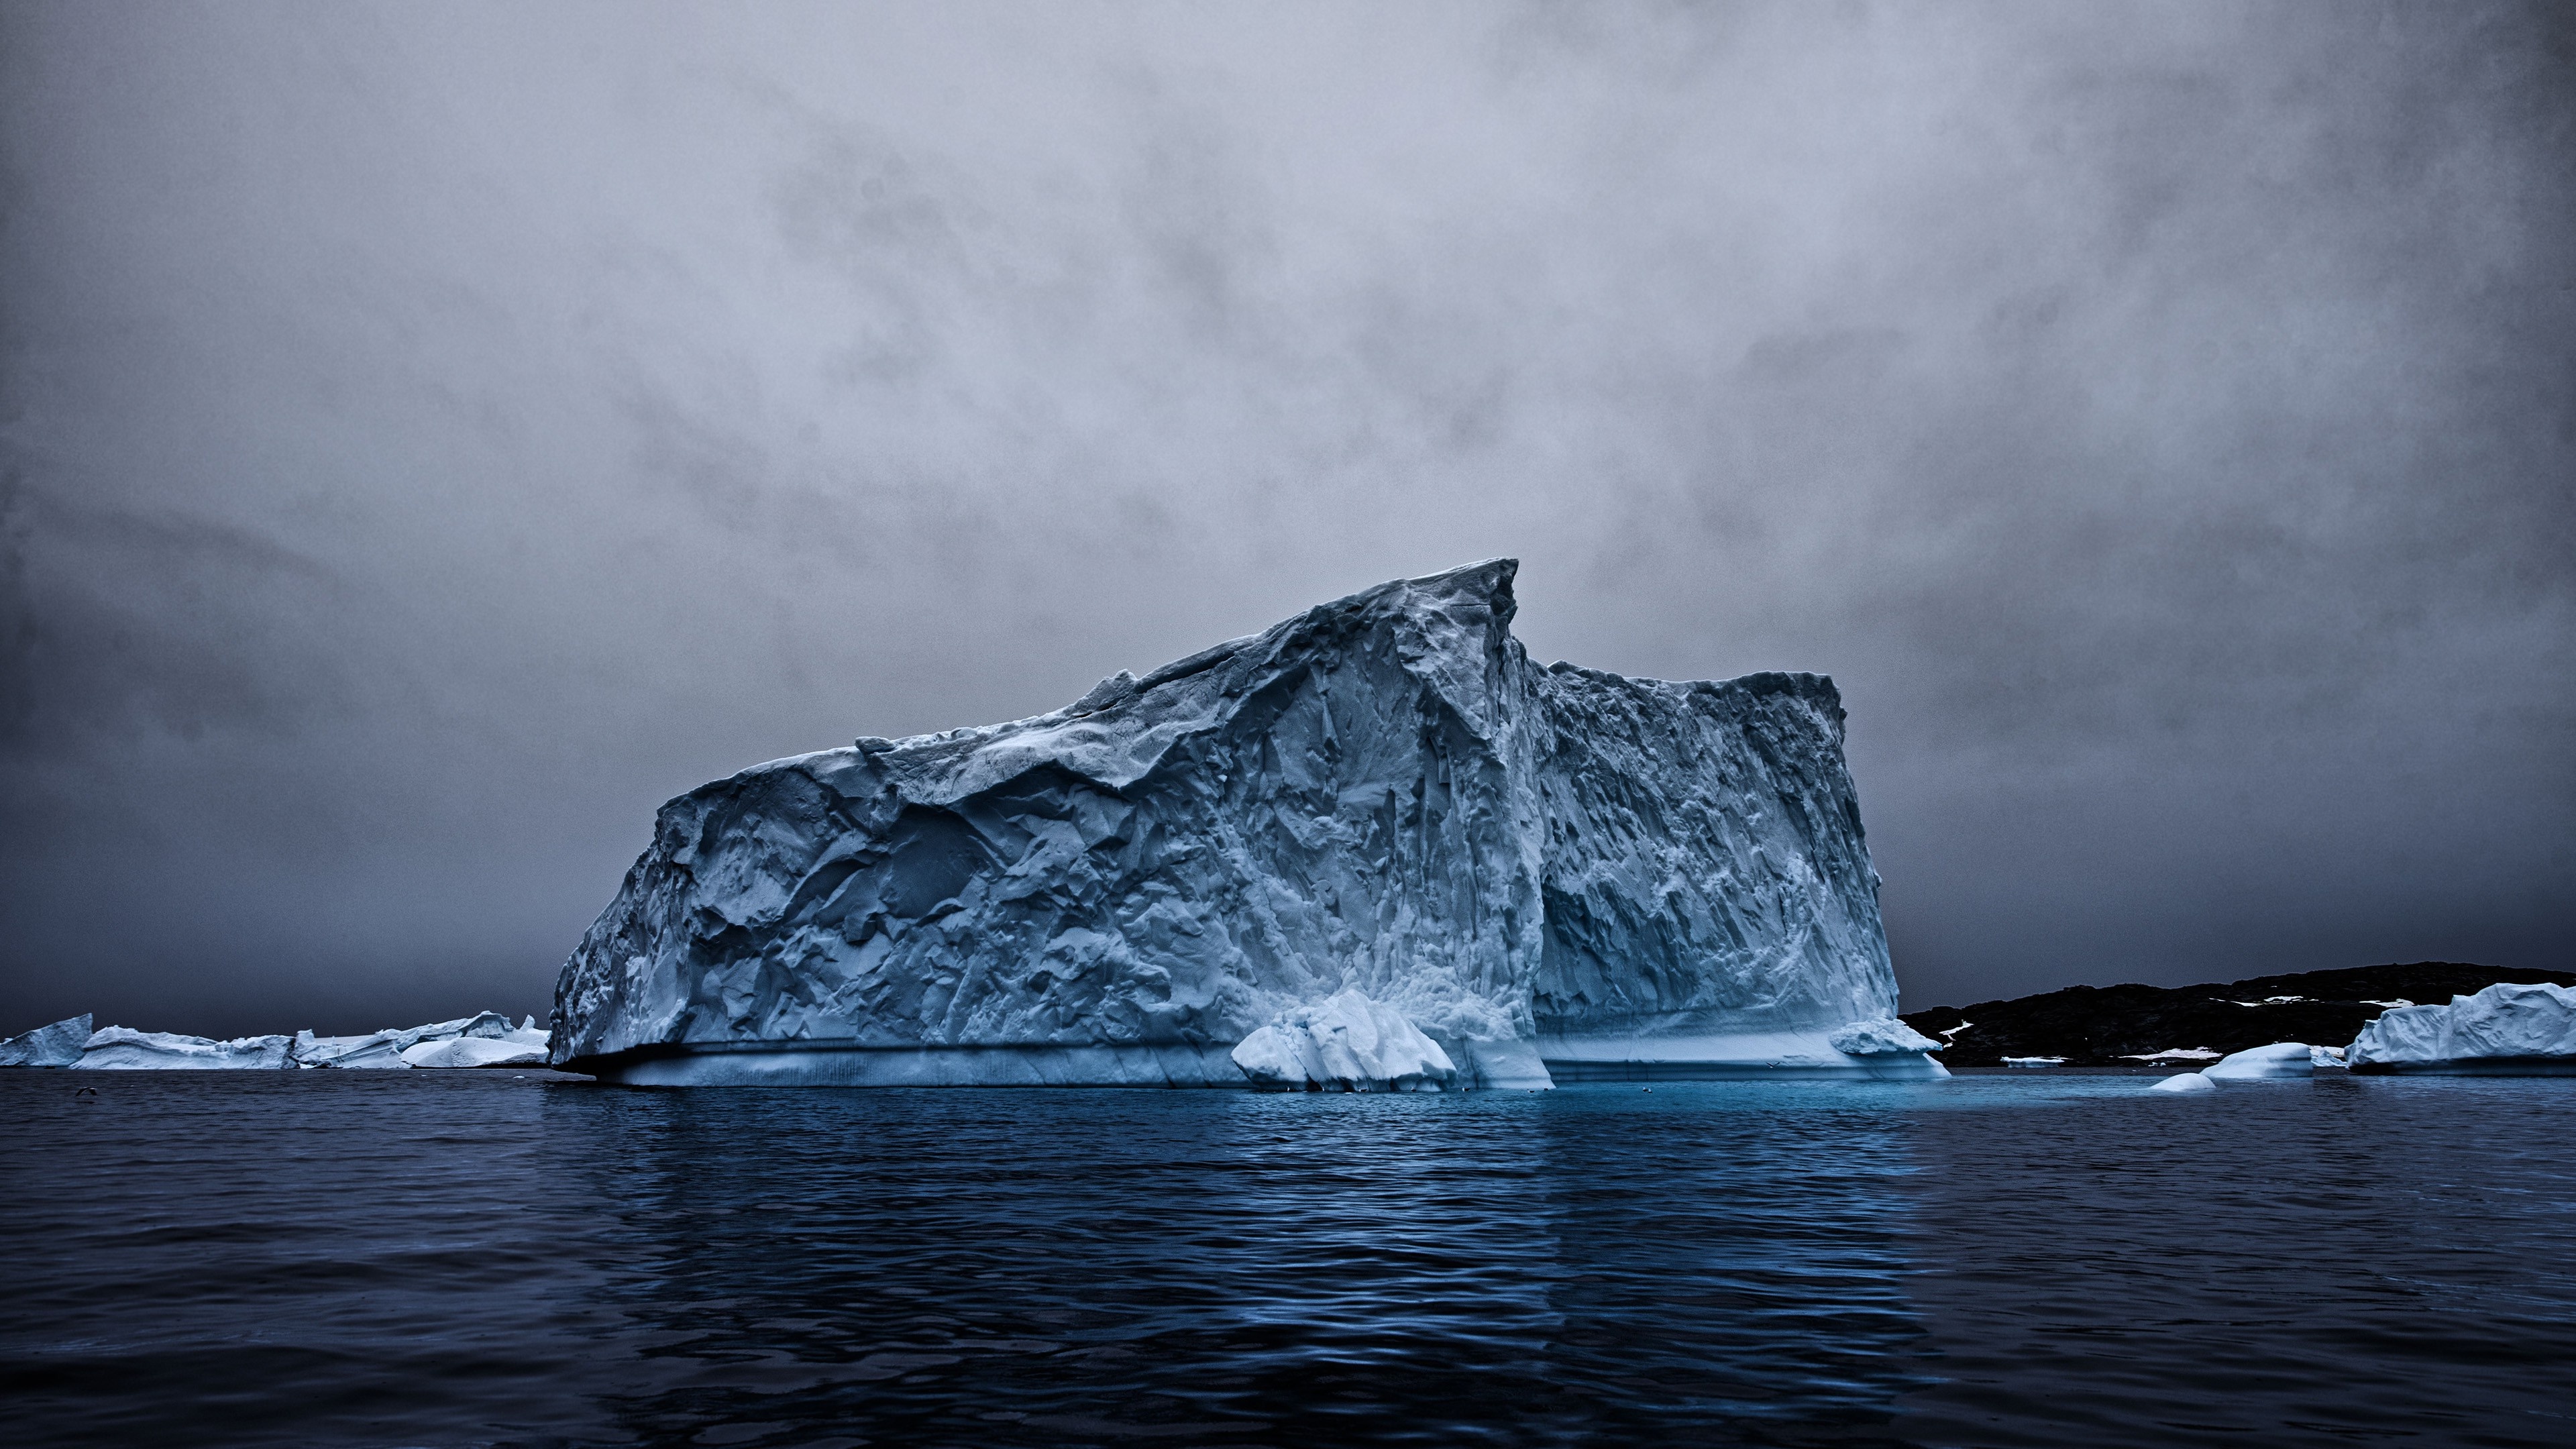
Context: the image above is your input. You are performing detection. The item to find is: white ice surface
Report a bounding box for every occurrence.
[2203,1042,2315,1080]
[2121,1048,2220,1063]
[1230,989,1458,1091]
[72,1028,293,1070]
[291,1011,525,1069]
[2346,982,2576,1073]
[1827,1017,1943,1056]
[402,1033,549,1069]
[2002,1056,2065,1068]
[2310,1044,2347,1069]
[2150,1071,2216,1093]
[0,1014,92,1067]
[552,561,1938,1086]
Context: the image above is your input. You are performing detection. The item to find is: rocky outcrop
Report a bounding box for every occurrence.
[551,560,1938,1087]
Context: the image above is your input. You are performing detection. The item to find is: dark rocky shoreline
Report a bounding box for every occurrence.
[1902,962,2576,1067]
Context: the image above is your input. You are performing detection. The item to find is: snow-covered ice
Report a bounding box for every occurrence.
[551,561,1941,1087]
[1230,989,1457,1091]
[0,1014,91,1067]
[2002,1056,2065,1068]
[2310,1044,2347,1069]
[2203,1042,2315,1080]
[2150,1071,2216,1093]
[292,1012,539,1069]
[2347,982,2576,1074]
[70,1028,294,1070]
[2121,1048,2221,1064]
[401,1034,549,1069]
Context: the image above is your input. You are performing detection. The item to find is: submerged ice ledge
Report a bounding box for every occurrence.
[552,560,1945,1089]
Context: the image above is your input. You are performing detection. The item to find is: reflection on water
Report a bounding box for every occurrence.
[553,1084,1925,1446]
[5,1071,2573,1447]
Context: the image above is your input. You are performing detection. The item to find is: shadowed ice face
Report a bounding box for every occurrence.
[2,1,2569,1034]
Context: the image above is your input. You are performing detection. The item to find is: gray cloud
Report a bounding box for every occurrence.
[2,0,2568,1035]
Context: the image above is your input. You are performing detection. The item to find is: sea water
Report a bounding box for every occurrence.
[3,1071,2571,1447]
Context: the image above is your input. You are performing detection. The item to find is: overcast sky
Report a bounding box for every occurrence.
[3,1,2569,1037]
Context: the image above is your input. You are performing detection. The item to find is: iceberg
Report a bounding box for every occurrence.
[0,1014,92,1067]
[71,1028,294,1070]
[292,1011,537,1069]
[2150,1071,2216,1093]
[551,560,1943,1087]
[1230,989,1458,1091]
[2202,1042,2315,1080]
[2346,982,2576,1074]
[400,1034,549,1069]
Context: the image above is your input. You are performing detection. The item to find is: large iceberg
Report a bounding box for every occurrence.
[551,560,1944,1088]
[2202,1042,2316,1080]
[2347,982,2576,1074]
[0,1014,92,1067]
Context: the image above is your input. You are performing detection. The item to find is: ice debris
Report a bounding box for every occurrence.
[550,560,1943,1087]
[2347,982,2576,1074]
[0,1014,91,1067]
[1230,989,1458,1091]
[2202,1042,2315,1080]
[2150,1071,2216,1093]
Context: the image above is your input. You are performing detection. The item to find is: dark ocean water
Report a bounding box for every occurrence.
[4,1071,2573,1448]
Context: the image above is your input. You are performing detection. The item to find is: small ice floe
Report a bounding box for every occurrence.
[2120,1047,2220,1064]
[2203,1042,2314,1079]
[0,1014,93,1067]
[2362,1000,2415,1010]
[2002,1055,2067,1069]
[1230,989,1456,1091]
[2150,1071,2216,1093]
[70,1028,294,1070]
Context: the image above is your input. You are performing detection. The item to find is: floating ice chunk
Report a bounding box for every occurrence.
[2347,982,2576,1074]
[402,1035,549,1069]
[1827,1017,1943,1056]
[1230,990,1458,1092]
[0,1014,93,1067]
[2204,1042,2314,1080]
[2121,1047,2220,1063]
[2002,1056,2065,1068]
[2150,1071,2216,1093]
[290,1011,525,1069]
[73,1028,292,1070]
[2310,1044,2347,1069]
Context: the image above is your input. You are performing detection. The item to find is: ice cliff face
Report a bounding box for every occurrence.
[552,560,1937,1087]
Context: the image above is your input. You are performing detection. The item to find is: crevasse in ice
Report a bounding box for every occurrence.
[549,560,1945,1087]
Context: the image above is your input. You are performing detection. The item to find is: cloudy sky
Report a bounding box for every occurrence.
[3,1,2569,1036]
